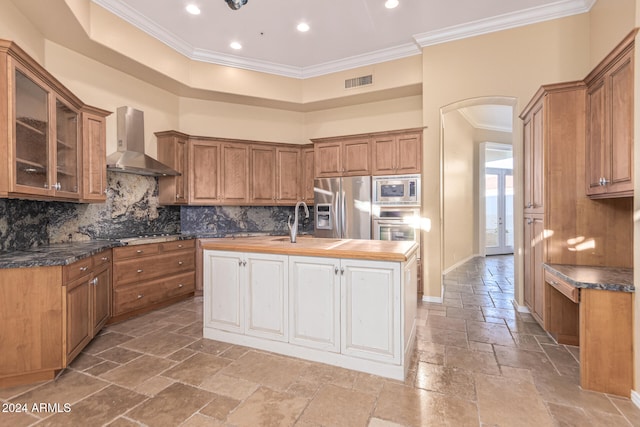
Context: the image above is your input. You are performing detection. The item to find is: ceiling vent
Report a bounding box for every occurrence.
[344,74,373,89]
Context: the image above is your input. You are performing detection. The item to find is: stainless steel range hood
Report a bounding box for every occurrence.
[106,106,180,176]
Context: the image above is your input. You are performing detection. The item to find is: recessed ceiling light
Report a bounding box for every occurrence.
[230,41,242,50]
[297,22,310,32]
[385,0,399,9]
[186,4,201,15]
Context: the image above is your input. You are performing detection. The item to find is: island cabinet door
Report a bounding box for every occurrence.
[244,253,289,342]
[203,250,244,333]
[341,260,401,364]
[288,256,341,352]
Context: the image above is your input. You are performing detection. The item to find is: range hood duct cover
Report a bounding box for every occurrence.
[106,106,180,177]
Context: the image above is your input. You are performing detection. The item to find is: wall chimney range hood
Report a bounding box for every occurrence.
[106,106,180,177]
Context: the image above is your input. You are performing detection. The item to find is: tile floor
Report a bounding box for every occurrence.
[2,255,639,426]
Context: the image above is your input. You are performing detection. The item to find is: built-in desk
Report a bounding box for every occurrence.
[543,264,633,397]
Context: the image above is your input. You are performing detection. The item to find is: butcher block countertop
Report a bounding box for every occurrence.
[200,236,418,262]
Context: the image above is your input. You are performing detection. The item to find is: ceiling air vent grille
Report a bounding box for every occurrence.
[345,74,373,89]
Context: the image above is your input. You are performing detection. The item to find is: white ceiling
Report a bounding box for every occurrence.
[458,105,514,133]
[93,0,594,79]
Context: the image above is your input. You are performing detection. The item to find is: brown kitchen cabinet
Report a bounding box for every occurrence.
[157,133,311,206]
[371,130,422,175]
[520,82,586,328]
[244,143,304,205]
[276,146,301,204]
[313,136,371,177]
[300,144,315,204]
[63,250,112,363]
[523,214,545,326]
[0,248,112,388]
[81,107,111,202]
[522,98,544,215]
[157,130,190,204]
[0,39,109,202]
[250,144,276,204]
[585,32,635,198]
[111,239,195,323]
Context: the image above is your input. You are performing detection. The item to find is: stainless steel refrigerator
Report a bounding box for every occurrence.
[314,176,371,239]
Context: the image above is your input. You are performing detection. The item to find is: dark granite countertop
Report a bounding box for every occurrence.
[543,263,634,293]
[0,233,314,269]
[0,235,196,269]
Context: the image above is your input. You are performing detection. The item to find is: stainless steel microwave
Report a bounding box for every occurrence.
[372,174,421,205]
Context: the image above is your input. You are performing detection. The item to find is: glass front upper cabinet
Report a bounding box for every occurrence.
[14,67,49,192]
[13,65,81,198]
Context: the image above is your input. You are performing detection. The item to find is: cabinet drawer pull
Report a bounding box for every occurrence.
[178,283,184,288]
[137,294,144,299]
[137,269,144,273]
[101,257,109,262]
[136,249,144,254]
[177,244,183,248]
[80,266,88,272]
[178,261,183,265]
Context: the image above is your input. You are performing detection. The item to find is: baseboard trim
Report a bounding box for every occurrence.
[512,299,530,313]
[422,295,443,303]
[442,254,480,275]
[631,390,640,409]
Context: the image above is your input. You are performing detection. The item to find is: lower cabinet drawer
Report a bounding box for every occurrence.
[113,272,195,315]
[113,250,195,287]
[544,270,579,303]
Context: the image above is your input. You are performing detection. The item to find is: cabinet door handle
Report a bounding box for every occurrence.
[238,260,243,266]
[526,203,533,209]
[600,177,609,186]
[527,219,533,225]
[334,266,339,275]
[242,260,247,266]
[340,268,345,275]
[91,278,98,286]
[137,269,144,273]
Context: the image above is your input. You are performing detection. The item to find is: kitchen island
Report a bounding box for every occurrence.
[201,236,419,380]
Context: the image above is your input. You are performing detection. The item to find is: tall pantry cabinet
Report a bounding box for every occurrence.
[520,82,585,327]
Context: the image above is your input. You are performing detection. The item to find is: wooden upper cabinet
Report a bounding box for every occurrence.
[221,143,250,204]
[0,39,110,203]
[300,145,314,204]
[276,146,301,204]
[314,137,371,177]
[190,139,221,204]
[585,32,634,198]
[522,98,545,214]
[372,132,422,175]
[250,144,276,204]
[81,107,110,202]
[157,131,190,205]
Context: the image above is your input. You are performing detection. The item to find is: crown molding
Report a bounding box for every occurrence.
[93,0,595,79]
[414,0,596,47]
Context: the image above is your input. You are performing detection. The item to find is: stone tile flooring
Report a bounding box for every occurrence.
[2,255,639,426]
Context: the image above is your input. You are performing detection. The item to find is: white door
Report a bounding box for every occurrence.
[341,259,401,364]
[485,167,514,255]
[203,250,244,333]
[289,256,340,352]
[244,253,289,341]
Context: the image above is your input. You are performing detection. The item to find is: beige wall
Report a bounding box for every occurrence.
[421,14,590,301]
[442,110,476,271]
[589,0,637,67]
[304,95,423,140]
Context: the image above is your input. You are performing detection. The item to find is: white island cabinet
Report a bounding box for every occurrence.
[202,237,418,380]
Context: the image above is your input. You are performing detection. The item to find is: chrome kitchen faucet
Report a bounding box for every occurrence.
[288,201,309,243]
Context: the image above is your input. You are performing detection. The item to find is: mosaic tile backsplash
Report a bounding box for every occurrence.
[0,172,314,251]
